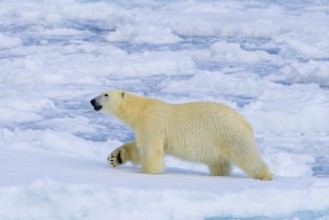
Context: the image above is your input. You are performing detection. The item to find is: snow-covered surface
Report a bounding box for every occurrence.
[1,0,329,219]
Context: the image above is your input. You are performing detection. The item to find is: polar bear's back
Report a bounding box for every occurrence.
[166,102,252,133]
[163,102,255,163]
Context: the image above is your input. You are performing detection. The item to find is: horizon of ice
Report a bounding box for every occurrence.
[0,0,329,219]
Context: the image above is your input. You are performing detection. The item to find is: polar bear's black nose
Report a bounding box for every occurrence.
[90,99,96,106]
[90,99,102,111]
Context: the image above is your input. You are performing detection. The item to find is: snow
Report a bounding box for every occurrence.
[106,24,182,44]
[0,33,22,49]
[0,0,329,219]
[210,41,279,63]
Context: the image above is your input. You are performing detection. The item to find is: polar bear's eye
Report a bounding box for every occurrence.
[104,94,108,97]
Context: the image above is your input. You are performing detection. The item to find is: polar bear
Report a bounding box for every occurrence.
[90,90,272,180]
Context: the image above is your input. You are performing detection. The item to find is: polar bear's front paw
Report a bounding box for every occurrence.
[107,148,124,168]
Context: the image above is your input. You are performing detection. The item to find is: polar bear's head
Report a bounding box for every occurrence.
[90,90,126,115]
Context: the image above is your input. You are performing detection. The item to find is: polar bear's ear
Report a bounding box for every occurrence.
[121,91,125,98]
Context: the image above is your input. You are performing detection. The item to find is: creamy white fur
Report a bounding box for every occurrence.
[94,90,272,180]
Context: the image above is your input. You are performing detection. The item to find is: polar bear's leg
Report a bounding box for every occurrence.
[108,141,141,167]
[227,147,272,181]
[139,138,165,174]
[208,157,231,176]
[253,164,272,181]
[246,162,272,181]
[237,158,272,181]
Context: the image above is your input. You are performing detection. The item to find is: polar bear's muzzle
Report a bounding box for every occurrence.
[90,98,102,111]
